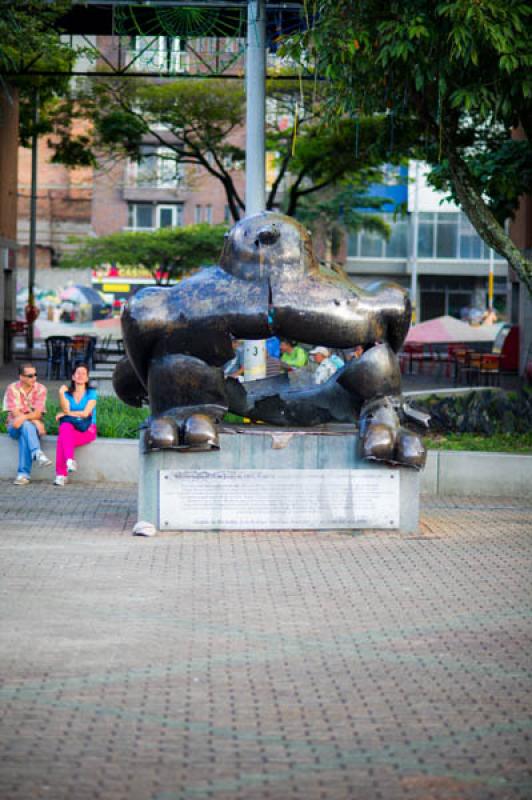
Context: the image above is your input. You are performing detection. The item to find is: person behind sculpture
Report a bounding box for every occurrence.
[54,363,97,486]
[309,346,341,385]
[224,339,245,379]
[280,340,308,370]
[3,363,52,486]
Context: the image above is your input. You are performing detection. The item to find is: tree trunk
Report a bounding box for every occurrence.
[444,143,532,295]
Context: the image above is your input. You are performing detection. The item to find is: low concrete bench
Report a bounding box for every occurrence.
[1,433,531,497]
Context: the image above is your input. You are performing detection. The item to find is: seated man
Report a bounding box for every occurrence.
[3,363,52,485]
[309,346,340,385]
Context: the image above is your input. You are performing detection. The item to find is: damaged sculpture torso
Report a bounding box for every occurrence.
[113,211,428,469]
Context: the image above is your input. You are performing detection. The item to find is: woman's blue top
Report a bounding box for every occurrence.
[66,387,98,425]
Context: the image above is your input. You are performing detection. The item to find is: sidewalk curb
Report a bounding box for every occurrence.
[1,434,531,496]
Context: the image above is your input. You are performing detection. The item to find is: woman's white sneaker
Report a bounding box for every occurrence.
[66,459,77,474]
[54,475,67,486]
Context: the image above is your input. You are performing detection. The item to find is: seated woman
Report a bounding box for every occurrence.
[54,362,97,486]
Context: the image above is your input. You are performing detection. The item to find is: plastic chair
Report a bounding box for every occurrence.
[94,334,113,363]
[45,336,72,379]
[450,346,473,385]
[399,343,425,374]
[70,335,96,369]
[479,354,501,386]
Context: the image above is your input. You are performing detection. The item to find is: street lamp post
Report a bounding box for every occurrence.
[243,0,267,380]
[26,88,39,350]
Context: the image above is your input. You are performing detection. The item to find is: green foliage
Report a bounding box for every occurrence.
[284,0,532,289]
[61,224,227,282]
[54,74,410,226]
[0,0,80,144]
[429,140,532,225]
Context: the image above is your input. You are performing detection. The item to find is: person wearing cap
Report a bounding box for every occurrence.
[280,340,308,370]
[3,362,52,485]
[309,346,340,385]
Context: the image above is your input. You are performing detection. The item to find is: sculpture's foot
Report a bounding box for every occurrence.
[143,413,219,453]
[182,414,219,451]
[359,397,426,470]
[144,416,180,452]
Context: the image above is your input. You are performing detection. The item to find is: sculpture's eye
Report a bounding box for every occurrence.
[256,227,280,246]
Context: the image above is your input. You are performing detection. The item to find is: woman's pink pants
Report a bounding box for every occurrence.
[55,423,97,476]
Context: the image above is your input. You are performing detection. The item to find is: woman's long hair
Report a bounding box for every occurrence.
[68,362,90,394]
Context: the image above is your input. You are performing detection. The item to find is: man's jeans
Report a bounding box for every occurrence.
[8,421,41,477]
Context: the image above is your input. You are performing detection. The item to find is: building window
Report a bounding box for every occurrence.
[128,203,183,230]
[157,205,183,228]
[128,204,153,229]
[205,205,213,224]
[349,211,502,261]
[435,214,458,258]
[351,214,408,258]
[195,205,202,223]
[135,146,183,188]
[132,36,184,73]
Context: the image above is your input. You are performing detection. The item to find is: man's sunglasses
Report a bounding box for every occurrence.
[23,372,37,378]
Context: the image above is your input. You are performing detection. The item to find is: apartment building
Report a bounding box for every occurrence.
[346,163,508,321]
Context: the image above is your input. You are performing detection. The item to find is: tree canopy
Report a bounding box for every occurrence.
[61,224,226,284]
[0,0,79,145]
[52,74,417,226]
[283,0,532,291]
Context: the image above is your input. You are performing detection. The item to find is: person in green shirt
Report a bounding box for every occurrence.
[280,340,308,369]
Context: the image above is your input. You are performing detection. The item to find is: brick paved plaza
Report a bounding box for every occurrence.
[0,482,531,800]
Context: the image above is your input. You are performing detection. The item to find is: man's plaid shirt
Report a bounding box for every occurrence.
[3,381,47,426]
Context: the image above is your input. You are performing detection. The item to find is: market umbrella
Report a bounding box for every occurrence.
[405,315,503,345]
[60,285,111,320]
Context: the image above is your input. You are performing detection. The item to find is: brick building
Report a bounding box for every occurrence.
[0,85,20,365]
[16,35,246,266]
[17,135,93,270]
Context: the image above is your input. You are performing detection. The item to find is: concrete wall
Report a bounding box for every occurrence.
[1,434,531,497]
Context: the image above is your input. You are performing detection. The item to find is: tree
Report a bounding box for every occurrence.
[0,0,79,146]
[61,224,226,284]
[284,0,532,292]
[54,75,419,221]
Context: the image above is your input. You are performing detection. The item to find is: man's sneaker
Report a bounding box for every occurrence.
[35,450,52,468]
[14,475,30,486]
[66,459,77,474]
[54,475,67,487]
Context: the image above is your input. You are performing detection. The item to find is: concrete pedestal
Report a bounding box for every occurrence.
[138,425,420,534]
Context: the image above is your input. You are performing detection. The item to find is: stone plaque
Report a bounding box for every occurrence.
[159,469,400,530]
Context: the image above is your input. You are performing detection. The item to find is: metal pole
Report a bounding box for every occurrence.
[244,0,267,379]
[27,88,39,350]
[245,0,265,215]
[409,161,420,325]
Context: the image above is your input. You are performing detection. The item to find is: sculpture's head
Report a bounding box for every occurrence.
[220,211,319,282]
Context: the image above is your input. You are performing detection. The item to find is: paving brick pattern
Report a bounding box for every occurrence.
[0,482,531,800]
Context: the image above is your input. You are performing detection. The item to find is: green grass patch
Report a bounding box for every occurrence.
[0,396,150,439]
[424,432,532,453]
